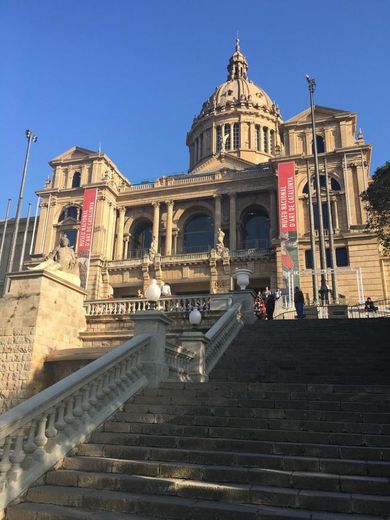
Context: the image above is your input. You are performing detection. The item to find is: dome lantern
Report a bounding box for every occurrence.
[227,37,248,81]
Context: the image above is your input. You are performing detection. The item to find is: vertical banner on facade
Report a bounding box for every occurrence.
[277,162,299,296]
[77,188,97,289]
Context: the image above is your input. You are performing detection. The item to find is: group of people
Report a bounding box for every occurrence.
[254,286,278,320]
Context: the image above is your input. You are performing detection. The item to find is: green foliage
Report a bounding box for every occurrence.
[361,161,390,253]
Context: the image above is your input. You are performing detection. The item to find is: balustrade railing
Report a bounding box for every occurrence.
[205,302,242,373]
[348,299,390,319]
[85,295,211,317]
[0,335,150,510]
[165,343,195,381]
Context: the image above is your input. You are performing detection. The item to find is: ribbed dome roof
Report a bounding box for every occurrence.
[195,39,276,121]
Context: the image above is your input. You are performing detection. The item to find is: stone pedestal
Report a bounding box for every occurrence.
[132,310,171,387]
[0,270,87,411]
[180,331,210,382]
[327,304,348,319]
[304,305,319,319]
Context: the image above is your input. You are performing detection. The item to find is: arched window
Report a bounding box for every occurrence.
[58,205,82,222]
[224,124,231,150]
[130,220,152,258]
[71,172,81,188]
[255,125,261,151]
[216,126,222,152]
[233,123,240,149]
[183,214,214,253]
[312,135,325,154]
[57,205,82,248]
[303,176,341,194]
[241,207,270,250]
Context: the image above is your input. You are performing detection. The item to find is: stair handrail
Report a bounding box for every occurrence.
[205,302,243,373]
[0,334,151,511]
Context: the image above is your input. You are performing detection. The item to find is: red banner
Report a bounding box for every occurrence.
[278,162,299,291]
[77,188,97,288]
[278,162,297,233]
[77,188,97,253]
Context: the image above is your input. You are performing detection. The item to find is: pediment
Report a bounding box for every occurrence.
[50,146,97,164]
[284,105,354,125]
[191,153,256,174]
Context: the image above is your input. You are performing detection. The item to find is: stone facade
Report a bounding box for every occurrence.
[8,41,388,304]
[0,270,86,411]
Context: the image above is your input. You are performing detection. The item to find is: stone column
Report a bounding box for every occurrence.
[333,198,339,230]
[115,207,126,259]
[152,202,160,252]
[229,193,237,250]
[123,235,130,258]
[165,201,174,256]
[132,311,171,387]
[270,189,277,240]
[214,195,222,245]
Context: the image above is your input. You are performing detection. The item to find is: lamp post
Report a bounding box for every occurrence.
[4,130,38,293]
[305,77,329,304]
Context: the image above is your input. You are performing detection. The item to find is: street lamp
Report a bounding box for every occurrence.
[4,130,38,293]
[305,76,329,304]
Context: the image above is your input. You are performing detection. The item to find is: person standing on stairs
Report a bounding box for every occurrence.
[294,286,305,319]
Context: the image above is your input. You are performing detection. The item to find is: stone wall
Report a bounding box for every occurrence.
[0,270,86,412]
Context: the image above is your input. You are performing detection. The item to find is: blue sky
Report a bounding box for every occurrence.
[1,0,389,217]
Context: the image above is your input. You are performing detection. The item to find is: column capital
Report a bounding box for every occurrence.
[152,201,161,208]
[118,205,126,213]
[213,194,222,200]
[165,200,174,208]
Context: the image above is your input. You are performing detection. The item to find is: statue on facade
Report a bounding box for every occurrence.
[30,234,80,284]
[149,235,157,260]
[216,227,226,256]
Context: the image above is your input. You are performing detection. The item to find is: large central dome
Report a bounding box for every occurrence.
[187,40,282,173]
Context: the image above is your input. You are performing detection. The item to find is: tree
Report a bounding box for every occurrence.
[361,161,390,254]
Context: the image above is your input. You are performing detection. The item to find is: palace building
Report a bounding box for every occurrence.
[27,41,389,303]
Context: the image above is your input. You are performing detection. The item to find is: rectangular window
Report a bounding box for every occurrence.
[263,127,269,153]
[314,203,330,229]
[255,125,260,151]
[305,247,349,269]
[233,123,240,149]
[270,130,275,154]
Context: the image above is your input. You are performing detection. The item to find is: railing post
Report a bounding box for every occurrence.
[229,290,256,324]
[180,331,210,382]
[132,310,172,387]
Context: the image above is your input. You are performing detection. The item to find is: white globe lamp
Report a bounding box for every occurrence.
[189,307,202,327]
[145,279,161,309]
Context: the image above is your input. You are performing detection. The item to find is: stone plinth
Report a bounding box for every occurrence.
[0,270,86,411]
[304,305,319,319]
[327,304,348,319]
[132,310,172,387]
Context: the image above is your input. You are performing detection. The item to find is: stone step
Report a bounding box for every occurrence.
[110,411,390,434]
[138,386,390,403]
[131,396,390,413]
[76,441,390,477]
[85,432,390,463]
[121,403,390,424]
[58,458,390,494]
[23,483,390,516]
[7,502,152,519]
[10,497,387,520]
[86,420,390,447]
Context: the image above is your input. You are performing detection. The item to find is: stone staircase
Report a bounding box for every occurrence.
[7,320,390,519]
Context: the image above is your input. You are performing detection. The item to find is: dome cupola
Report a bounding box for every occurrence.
[187,40,282,173]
